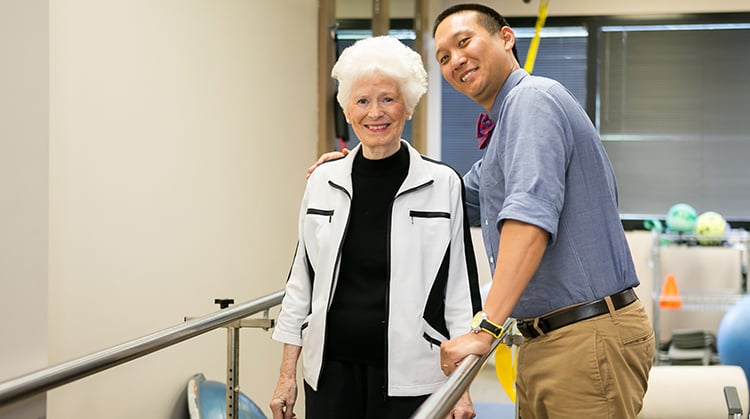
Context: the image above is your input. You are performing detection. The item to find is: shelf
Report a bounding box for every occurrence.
[653,292,746,312]
[650,229,748,363]
[654,229,749,250]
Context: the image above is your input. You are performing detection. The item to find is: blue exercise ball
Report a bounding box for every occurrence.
[187,373,267,419]
[717,296,750,380]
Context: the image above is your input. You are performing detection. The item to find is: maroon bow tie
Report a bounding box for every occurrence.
[475,113,495,149]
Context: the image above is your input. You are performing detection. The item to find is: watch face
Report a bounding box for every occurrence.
[470,312,502,338]
[471,312,485,330]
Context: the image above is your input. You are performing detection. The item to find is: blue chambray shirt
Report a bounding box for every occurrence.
[464,69,640,319]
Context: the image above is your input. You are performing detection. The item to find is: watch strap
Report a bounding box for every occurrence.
[478,318,503,339]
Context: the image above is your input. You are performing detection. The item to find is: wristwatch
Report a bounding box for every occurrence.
[471,311,503,339]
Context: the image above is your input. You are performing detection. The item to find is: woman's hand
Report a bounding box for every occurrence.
[447,391,477,419]
[269,375,298,419]
[270,344,302,419]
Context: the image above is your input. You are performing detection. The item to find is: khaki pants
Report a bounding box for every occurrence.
[516,299,655,419]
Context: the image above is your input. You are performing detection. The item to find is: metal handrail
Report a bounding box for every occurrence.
[411,318,518,419]
[0,289,285,407]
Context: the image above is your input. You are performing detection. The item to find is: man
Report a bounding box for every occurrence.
[433,4,654,418]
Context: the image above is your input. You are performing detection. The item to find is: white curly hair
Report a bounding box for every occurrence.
[331,36,428,119]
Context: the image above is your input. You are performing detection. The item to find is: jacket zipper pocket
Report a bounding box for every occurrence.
[306,208,334,222]
[423,332,442,347]
[409,210,450,224]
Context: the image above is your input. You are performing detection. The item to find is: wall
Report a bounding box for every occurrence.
[337,0,417,18]
[0,1,49,418]
[45,1,316,418]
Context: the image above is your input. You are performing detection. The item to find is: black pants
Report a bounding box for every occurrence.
[304,360,428,419]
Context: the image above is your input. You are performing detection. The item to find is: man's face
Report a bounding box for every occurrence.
[434,11,513,110]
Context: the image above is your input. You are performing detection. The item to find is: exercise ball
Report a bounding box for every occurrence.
[665,203,697,233]
[187,373,267,419]
[694,211,728,245]
[717,296,750,381]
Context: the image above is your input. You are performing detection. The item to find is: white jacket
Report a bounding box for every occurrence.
[272,142,481,396]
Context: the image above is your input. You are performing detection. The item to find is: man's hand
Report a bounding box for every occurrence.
[440,332,494,376]
[269,375,298,419]
[306,148,349,179]
[447,391,476,419]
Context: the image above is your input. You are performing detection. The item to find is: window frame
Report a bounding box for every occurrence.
[333,14,750,227]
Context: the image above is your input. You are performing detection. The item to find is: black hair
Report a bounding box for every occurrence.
[432,3,519,63]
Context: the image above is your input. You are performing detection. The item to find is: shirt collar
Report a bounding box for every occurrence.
[490,68,529,119]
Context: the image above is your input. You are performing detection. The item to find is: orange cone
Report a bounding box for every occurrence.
[659,274,682,309]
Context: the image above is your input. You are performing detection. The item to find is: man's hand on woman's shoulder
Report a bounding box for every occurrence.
[306,149,350,179]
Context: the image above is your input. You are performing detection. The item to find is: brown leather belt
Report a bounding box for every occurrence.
[516,288,637,339]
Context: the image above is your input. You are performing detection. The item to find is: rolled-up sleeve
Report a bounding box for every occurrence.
[497,86,571,245]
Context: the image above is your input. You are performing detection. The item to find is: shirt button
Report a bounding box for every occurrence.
[485,219,489,225]
[490,256,494,263]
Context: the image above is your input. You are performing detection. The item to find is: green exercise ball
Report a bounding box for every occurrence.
[665,203,697,233]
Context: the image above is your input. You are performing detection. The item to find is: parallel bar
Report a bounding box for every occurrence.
[0,290,285,407]
[723,386,743,417]
[411,318,517,419]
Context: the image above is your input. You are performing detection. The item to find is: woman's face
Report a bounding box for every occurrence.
[346,73,408,159]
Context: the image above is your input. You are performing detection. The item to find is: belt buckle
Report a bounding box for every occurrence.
[535,317,549,335]
[517,321,532,338]
[519,319,542,339]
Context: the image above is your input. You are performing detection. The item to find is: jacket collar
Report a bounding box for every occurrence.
[327,141,434,196]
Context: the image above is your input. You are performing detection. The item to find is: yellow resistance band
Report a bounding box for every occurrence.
[523,0,550,74]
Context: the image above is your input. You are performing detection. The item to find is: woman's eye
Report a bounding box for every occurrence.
[458,37,469,47]
[439,54,449,64]
[356,98,368,105]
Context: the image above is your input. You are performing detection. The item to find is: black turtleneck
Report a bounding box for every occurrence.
[325,145,410,365]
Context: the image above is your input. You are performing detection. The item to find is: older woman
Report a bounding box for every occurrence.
[270,36,480,419]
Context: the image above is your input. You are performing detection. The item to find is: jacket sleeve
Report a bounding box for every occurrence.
[443,171,483,338]
[272,187,313,347]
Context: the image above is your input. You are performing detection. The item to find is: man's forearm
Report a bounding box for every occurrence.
[483,219,549,323]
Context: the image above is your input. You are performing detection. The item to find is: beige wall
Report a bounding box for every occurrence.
[0,0,49,418]
[46,1,315,418]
